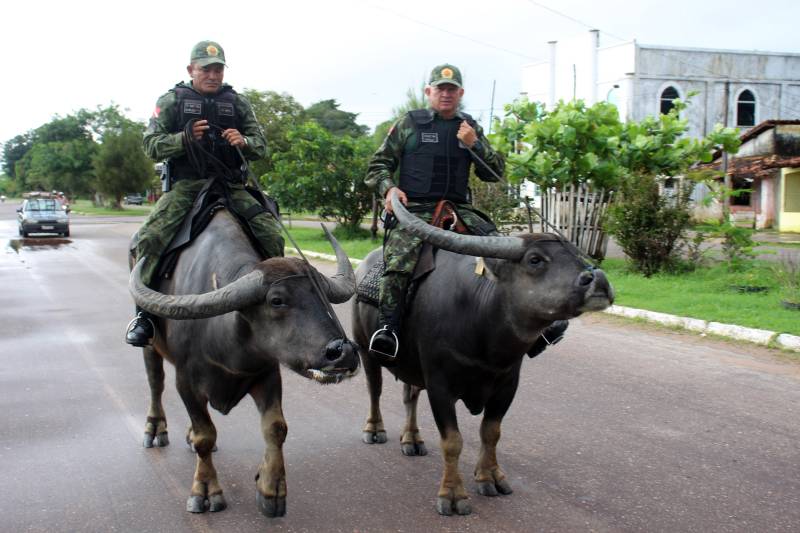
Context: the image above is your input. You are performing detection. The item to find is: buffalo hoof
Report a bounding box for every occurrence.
[436,497,471,516]
[256,490,286,518]
[476,477,512,497]
[144,431,169,448]
[208,492,227,512]
[154,432,170,447]
[362,430,387,444]
[186,495,206,513]
[400,442,428,456]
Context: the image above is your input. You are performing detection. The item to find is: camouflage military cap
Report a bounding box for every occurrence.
[429,64,462,88]
[190,40,226,67]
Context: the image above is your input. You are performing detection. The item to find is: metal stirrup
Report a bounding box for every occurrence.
[368,326,399,359]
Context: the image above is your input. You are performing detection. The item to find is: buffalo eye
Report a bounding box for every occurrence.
[269,297,285,307]
[528,255,544,266]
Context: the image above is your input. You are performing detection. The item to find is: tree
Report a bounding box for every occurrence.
[306,99,368,137]
[492,99,624,191]
[93,127,155,208]
[242,89,306,177]
[17,138,97,196]
[264,121,373,235]
[491,96,740,273]
[372,82,427,144]
[2,133,33,178]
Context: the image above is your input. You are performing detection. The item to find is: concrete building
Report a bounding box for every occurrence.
[521,31,800,137]
[520,32,800,229]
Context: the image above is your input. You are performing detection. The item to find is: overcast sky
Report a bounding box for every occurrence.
[2,0,798,151]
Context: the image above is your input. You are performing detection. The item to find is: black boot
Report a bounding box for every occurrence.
[527,320,569,358]
[126,311,155,347]
[368,325,399,365]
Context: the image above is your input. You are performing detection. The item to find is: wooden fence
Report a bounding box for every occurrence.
[539,184,614,260]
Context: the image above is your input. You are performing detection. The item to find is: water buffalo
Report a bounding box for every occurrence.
[352,193,614,516]
[129,209,359,518]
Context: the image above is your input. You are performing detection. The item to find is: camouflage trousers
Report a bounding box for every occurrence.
[135,179,284,287]
[379,202,497,330]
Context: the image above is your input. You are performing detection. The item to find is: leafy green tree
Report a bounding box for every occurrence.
[17,138,97,196]
[243,89,306,177]
[492,99,624,190]
[2,133,33,178]
[306,99,368,137]
[491,96,740,274]
[93,127,154,208]
[79,104,144,139]
[372,82,428,144]
[264,121,373,235]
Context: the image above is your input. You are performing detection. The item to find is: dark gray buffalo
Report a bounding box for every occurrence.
[129,209,359,518]
[352,194,614,516]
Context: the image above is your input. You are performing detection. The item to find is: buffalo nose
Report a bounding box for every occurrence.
[325,339,345,361]
[323,339,359,372]
[577,270,595,287]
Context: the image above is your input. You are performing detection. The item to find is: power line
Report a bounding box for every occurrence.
[366,4,539,61]
[523,0,629,42]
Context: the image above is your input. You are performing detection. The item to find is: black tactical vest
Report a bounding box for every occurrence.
[398,109,473,203]
[170,84,240,179]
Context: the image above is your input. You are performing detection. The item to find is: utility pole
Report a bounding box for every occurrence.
[722,80,731,222]
[488,79,496,134]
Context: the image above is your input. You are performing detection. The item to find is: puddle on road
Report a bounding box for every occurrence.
[5,238,73,254]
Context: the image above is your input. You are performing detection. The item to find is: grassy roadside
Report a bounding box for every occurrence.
[69,199,153,216]
[285,227,381,259]
[286,226,800,336]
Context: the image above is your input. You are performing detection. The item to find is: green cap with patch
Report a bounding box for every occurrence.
[190,40,226,67]
[429,64,463,88]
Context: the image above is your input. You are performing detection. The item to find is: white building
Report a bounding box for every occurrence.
[521,31,800,138]
[520,32,800,229]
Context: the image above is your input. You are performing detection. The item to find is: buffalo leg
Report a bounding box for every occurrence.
[361,352,387,444]
[400,383,426,456]
[142,347,169,448]
[176,379,226,513]
[428,391,470,516]
[250,372,288,518]
[474,370,520,497]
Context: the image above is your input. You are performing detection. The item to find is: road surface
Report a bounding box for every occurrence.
[1,203,798,532]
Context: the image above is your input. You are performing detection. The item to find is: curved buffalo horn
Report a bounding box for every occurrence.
[129,258,268,320]
[314,224,356,304]
[390,192,527,260]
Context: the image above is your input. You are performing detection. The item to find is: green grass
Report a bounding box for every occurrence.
[284,227,381,260]
[70,199,153,216]
[601,258,800,335]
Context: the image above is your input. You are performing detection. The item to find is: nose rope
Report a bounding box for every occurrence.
[184,121,354,345]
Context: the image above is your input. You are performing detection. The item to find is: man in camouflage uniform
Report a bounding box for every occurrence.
[364,64,505,360]
[365,64,568,362]
[125,40,284,347]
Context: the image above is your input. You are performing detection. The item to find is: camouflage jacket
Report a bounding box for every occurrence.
[365,109,505,199]
[142,81,267,162]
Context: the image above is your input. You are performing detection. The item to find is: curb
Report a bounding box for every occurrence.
[604,305,800,353]
[287,248,800,353]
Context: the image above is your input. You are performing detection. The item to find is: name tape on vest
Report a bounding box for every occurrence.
[420,132,439,143]
[183,101,202,115]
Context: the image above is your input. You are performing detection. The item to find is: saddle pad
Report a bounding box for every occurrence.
[356,259,384,306]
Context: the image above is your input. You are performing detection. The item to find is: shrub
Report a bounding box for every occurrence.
[605,174,694,277]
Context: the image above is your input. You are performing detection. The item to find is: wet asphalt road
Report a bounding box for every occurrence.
[1,202,799,533]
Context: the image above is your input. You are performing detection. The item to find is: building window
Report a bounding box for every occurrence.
[737,90,756,127]
[660,86,679,114]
